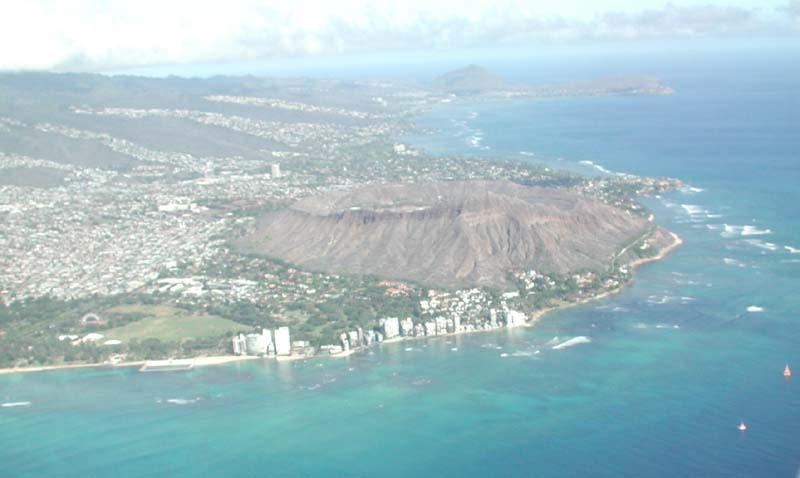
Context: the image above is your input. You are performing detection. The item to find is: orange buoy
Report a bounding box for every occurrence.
[785,364,792,378]
[738,420,747,431]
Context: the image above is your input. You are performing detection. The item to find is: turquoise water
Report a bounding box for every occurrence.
[2,52,800,477]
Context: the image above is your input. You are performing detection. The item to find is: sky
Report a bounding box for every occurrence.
[0,0,798,73]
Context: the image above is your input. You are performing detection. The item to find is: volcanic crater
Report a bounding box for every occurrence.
[237,180,651,288]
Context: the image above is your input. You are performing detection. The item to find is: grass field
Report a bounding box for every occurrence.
[103,305,244,342]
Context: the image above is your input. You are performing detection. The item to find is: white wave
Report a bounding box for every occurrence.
[500,353,509,357]
[681,204,708,216]
[518,151,535,156]
[743,239,778,251]
[468,135,483,147]
[746,305,764,312]
[680,186,705,194]
[722,224,772,238]
[165,397,202,405]
[552,336,591,350]
[1,401,31,408]
[647,294,681,305]
[723,257,746,267]
[785,245,800,254]
[578,160,613,174]
[741,225,772,236]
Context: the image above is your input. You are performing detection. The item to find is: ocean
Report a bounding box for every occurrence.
[2,48,800,477]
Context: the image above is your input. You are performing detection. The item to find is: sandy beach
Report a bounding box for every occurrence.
[0,355,259,376]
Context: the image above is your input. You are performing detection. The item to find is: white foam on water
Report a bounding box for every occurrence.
[746,305,764,312]
[647,295,681,305]
[785,245,800,254]
[681,204,707,216]
[578,160,613,174]
[681,186,705,194]
[743,239,778,251]
[741,225,772,236]
[1,401,31,408]
[722,224,772,238]
[519,151,535,156]
[723,257,746,267]
[552,336,591,350]
[165,397,202,405]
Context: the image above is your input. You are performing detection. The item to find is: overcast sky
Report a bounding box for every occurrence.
[0,0,798,72]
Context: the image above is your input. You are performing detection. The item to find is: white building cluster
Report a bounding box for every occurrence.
[232,326,292,357]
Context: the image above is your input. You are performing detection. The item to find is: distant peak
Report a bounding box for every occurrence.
[431,65,511,94]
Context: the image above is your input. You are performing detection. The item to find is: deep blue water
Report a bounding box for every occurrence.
[3,50,800,477]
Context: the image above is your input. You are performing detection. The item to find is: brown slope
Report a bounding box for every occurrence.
[238,180,649,288]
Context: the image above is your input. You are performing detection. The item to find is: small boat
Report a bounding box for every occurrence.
[785,364,792,378]
[738,420,747,431]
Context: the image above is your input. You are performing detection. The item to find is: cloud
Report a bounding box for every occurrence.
[779,0,800,18]
[0,1,795,72]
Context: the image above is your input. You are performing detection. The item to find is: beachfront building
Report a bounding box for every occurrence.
[400,317,414,336]
[435,316,447,335]
[274,327,291,355]
[382,317,400,339]
[232,334,246,355]
[245,333,269,355]
[349,330,360,348]
[505,309,527,327]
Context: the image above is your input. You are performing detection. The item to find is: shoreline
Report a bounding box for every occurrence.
[0,231,682,377]
[0,355,260,376]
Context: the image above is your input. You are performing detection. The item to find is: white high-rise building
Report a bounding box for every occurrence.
[382,317,400,339]
[232,334,246,355]
[505,309,527,327]
[400,317,414,336]
[348,330,360,347]
[245,333,269,355]
[271,163,281,179]
[274,326,291,355]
